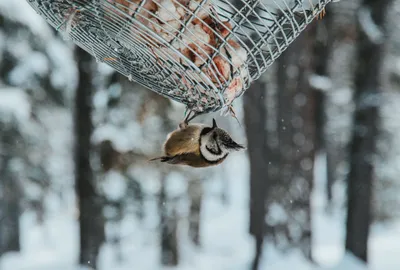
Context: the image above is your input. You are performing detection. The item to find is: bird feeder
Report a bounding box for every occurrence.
[26,0,335,115]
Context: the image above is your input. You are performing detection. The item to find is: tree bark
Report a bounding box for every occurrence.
[0,118,22,255]
[292,26,317,259]
[0,158,21,254]
[188,177,203,246]
[74,47,105,269]
[311,8,336,205]
[345,0,392,262]
[266,23,315,260]
[243,78,268,270]
[159,174,179,266]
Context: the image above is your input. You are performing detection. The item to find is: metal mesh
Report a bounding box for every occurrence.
[26,0,333,114]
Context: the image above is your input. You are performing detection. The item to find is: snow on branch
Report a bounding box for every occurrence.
[309,74,333,92]
[357,6,384,44]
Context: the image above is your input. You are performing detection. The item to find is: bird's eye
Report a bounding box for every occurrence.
[213,133,217,140]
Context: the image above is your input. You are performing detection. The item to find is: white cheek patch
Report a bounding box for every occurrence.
[200,144,220,162]
[200,134,227,162]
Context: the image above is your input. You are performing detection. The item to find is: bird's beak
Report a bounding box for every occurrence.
[223,138,245,151]
[212,118,218,129]
[231,142,245,151]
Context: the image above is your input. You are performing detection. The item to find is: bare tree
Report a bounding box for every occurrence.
[74,47,105,269]
[345,0,392,262]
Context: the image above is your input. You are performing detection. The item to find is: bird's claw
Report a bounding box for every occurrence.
[179,121,188,130]
[317,8,326,20]
[179,109,199,129]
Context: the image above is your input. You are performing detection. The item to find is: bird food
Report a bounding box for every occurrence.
[26,0,335,115]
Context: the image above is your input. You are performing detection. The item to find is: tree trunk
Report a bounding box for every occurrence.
[0,158,21,254]
[311,8,336,205]
[345,0,391,262]
[292,26,317,259]
[313,7,332,150]
[0,120,22,255]
[74,47,105,269]
[159,174,179,266]
[188,177,203,246]
[243,78,268,270]
[266,24,316,259]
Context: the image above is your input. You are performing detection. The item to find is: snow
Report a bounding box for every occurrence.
[165,172,188,198]
[46,38,78,100]
[311,152,342,265]
[91,122,144,153]
[309,74,333,92]
[330,87,353,106]
[310,152,400,270]
[8,52,49,85]
[329,253,366,270]
[0,87,31,122]
[358,7,384,44]
[0,0,53,41]
[1,146,399,270]
[266,202,288,225]
[101,171,128,201]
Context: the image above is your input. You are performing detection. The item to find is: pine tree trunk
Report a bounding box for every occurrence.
[243,78,268,270]
[188,177,203,246]
[292,26,317,259]
[0,120,21,255]
[267,24,315,259]
[74,47,105,269]
[159,174,179,266]
[311,8,336,205]
[0,158,21,254]
[345,0,392,262]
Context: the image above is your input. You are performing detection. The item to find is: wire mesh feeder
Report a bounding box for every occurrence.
[26,0,335,116]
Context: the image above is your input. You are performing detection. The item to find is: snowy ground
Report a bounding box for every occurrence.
[0,151,399,270]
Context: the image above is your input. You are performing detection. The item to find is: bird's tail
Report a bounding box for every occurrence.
[148,156,171,162]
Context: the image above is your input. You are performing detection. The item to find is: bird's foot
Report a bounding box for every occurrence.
[179,120,188,130]
[317,8,326,20]
[179,109,196,129]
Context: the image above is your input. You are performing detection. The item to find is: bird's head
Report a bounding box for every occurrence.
[199,118,245,162]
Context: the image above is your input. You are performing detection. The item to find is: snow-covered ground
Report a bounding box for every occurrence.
[0,150,399,270]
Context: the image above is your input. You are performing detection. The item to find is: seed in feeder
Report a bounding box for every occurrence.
[225,40,247,68]
[155,0,181,22]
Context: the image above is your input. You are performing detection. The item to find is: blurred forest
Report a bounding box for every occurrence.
[1,0,400,270]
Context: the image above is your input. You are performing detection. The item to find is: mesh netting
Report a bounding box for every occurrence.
[26,0,333,114]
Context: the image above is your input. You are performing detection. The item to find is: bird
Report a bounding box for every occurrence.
[149,118,244,167]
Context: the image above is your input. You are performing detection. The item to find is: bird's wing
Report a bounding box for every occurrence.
[163,125,203,156]
[161,154,194,165]
[160,153,212,167]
